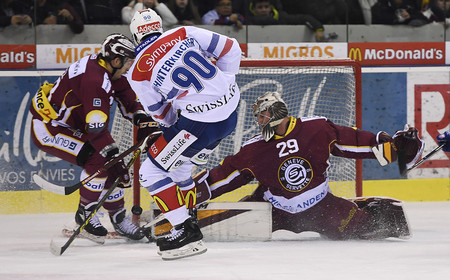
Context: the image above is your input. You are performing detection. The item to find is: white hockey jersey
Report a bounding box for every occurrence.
[127,26,242,127]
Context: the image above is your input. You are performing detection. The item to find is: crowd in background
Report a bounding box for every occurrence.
[1,0,449,38]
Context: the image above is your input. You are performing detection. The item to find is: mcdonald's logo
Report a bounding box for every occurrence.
[348,48,362,61]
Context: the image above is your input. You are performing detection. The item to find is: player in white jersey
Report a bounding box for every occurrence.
[127,8,242,260]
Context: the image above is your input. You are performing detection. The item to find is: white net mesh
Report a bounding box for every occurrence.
[111,59,361,210]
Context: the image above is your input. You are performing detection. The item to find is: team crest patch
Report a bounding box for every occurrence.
[278,157,313,192]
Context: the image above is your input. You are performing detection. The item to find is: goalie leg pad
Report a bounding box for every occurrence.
[193,169,211,206]
[355,197,411,239]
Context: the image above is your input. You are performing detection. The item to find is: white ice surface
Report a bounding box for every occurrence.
[1,202,450,280]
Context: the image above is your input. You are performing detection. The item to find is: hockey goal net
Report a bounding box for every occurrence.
[111,59,362,215]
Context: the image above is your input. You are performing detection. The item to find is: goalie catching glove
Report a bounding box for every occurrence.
[133,110,161,152]
[393,125,425,175]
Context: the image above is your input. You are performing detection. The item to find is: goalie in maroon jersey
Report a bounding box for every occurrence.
[195,91,424,240]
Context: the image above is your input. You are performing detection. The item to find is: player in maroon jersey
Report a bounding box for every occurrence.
[195,91,424,240]
[29,33,157,242]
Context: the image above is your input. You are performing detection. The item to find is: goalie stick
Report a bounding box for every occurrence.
[34,130,162,195]
[50,136,150,256]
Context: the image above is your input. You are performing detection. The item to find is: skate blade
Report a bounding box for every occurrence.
[161,240,207,260]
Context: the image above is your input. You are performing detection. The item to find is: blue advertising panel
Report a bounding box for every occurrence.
[0,75,81,191]
[361,72,407,180]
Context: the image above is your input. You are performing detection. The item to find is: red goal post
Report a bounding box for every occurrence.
[112,58,362,217]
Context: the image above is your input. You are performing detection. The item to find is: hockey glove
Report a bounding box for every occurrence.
[106,157,131,188]
[133,111,161,144]
[392,124,425,175]
[437,131,450,152]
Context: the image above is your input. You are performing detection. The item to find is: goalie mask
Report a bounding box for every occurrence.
[252,92,288,142]
[130,8,163,45]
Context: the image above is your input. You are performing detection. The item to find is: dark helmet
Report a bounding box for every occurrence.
[100,33,136,62]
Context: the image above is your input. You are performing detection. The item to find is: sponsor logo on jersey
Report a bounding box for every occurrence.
[86,110,107,133]
[185,89,236,113]
[278,156,313,192]
[151,130,197,170]
[93,98,101,107]
[133,29,187,79]
[41,135,78,151]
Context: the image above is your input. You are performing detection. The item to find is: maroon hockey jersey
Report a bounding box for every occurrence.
[208,116,380,214]
[30,54,143,152]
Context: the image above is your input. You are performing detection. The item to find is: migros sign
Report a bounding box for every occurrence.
[348,42,445,65]
[264,45,334,58]
[246,43,347,59]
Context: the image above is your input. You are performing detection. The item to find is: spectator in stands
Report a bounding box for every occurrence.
[35,0,84,33]
[371,0,428,26]
[247,0,325,42]
[195,0,244,18]
[422,0,450,26]
[167,0,202,25]
[67,0,122,24]
[122,0,178,28]
[0,0,32,27]
[202,0,245,29]
[280,0,365,24]
[358,0,379,24]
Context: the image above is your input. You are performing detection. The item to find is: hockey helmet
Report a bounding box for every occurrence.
[100,33,136,62]
[252,91,288,142]
[130,8,163,45]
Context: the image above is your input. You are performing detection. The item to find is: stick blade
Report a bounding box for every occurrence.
[49,239,64,256]
[33,174,80,195]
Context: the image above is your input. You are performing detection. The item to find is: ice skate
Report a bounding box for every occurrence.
[158,218,207,260]
[75,202,107,244]
[110,209,146,241]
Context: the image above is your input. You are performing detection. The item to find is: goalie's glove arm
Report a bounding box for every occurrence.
[372,125,424,168]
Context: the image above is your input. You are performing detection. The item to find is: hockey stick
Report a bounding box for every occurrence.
[400,143,445,176]
[50,136,150,256]
[35,131,162,195]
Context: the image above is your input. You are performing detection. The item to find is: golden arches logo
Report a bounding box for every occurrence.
[183,189,197,208]
[348,48,362,61]
[153,196,169,212]
[176,186,184,206]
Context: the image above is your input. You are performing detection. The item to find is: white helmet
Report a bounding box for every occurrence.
[129,8,163,45]
[252,92,288,142]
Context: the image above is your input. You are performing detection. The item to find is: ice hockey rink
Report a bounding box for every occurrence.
[1,201,449,280]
